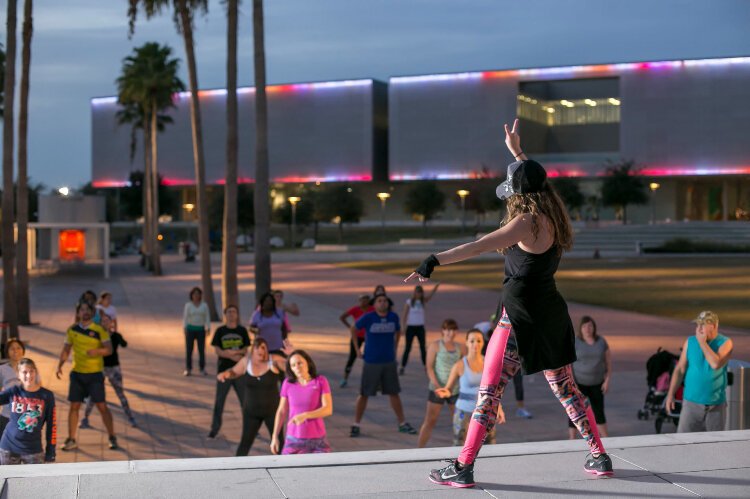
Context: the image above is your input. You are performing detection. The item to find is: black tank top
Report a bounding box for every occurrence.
[244,361,282,416]
[501,244,576,374]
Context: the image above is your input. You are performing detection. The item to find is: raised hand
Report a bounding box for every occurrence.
[504,118,522,158]
[404,271,429,283]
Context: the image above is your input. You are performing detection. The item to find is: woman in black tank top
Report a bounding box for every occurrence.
[408,119,614,488]
[217,337,287,455]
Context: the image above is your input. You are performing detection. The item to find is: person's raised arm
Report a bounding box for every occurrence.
[424,283,440,304]
[270,397,289,455]
[666,340,689,412]
[504,119,527,161]
[283,302,300,317]
[698,336,733,370]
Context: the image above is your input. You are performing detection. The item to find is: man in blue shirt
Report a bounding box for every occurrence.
[349,293,417,437]
[666,311,733,432]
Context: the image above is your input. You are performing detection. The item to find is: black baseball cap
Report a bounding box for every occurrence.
[496,159,548,200]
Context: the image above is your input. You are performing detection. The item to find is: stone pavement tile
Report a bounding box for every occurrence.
[612,440,750,474]
[77,469,283,499]
[269,462,465,497]
[471,451,646,487]
[1,475,79,499]
[354,489,489,498]
[480,474,695,498]
[658,468,750,498]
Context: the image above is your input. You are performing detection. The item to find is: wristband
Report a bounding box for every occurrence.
[514,151,524,159]
[415,254,440,278]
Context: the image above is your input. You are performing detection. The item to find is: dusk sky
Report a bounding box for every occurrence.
[2,0,749,189]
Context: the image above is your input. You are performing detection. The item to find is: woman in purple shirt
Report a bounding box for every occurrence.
[271,350,333,455]
[250,292,288,361]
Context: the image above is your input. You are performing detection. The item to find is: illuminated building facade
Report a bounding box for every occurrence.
[91,56,750,222]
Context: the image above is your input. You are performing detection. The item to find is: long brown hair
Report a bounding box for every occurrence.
[500,183,573,254]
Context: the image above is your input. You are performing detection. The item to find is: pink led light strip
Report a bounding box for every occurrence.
[92,79,373,105]
[391,56,750,84]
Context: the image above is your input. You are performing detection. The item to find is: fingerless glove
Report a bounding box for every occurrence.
[415,254,440,278]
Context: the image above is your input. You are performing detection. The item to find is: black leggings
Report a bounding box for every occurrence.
[185,328,206,371]
[401,325,426,368]
[345,337,365,375]
[236,412,278,456]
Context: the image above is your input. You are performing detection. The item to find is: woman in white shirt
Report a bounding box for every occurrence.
[400,283,440,375]
[183,287,211,376]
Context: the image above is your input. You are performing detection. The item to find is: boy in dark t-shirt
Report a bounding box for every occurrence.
[0,358,56,465]
[208,305,250,438]
[349,294,417,438]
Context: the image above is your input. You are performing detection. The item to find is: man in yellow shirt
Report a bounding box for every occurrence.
[56,301,117,451]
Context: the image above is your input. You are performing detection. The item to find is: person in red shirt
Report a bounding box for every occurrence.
[339,294,373,387]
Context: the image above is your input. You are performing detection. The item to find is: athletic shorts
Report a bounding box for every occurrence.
[282,435,331,454]
[360,362,400,396]
[68,371,106,403]
[568,382,606,427]
[428,390,458,405]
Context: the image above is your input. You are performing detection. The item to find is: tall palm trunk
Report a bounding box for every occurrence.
[15,0,32,325]
[2,0,19,339]
[150,99,161,275]
[222,0,239,312]
[178,0,218,320]
[252,0,271,301]
[142,113,154,271]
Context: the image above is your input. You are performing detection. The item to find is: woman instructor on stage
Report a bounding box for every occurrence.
[407,119,612,488]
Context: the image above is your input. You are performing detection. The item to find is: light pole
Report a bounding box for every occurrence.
[649,182,660,225]
[377,192,391,242]
[182,203,196,258]
[288,196,300,249]
[457,189,470,234]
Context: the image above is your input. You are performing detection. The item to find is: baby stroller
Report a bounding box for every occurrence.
[637,347,683,433]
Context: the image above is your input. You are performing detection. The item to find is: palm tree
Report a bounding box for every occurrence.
[15,0,33,325]
[222,0,239,312]
[0,43,5,116]
[252,0,271,301]
[2,0,19,338]
[116,100,173,270]
[116,42,185,276]
[128,0,219,320]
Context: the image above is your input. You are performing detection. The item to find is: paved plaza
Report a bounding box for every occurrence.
[13,252,750,464]
[1,430,749,497]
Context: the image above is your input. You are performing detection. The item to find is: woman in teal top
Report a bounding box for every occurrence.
[417,319,465,448]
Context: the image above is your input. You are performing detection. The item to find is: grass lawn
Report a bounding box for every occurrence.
[336,257,750,330]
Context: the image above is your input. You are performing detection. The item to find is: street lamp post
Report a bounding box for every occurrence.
[288,196,301,249]
[457,190,470,234]
[182,203,195,258]
[377,192,391,242]
[649,182,660,225]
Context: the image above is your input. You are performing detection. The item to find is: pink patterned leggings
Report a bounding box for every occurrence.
[458,310,605,465]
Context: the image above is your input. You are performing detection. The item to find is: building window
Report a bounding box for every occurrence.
[518,95,621,126]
